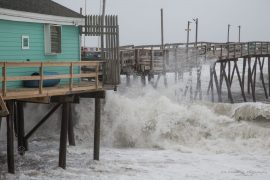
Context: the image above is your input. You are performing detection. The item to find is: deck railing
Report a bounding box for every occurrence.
[0,61,103,100]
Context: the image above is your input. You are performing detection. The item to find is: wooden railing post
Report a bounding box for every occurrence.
[2,62,7,97]
[234,44,236,58]
[240,44,243,56]
[69,62,73,91]
[96,63,99,89]
[227,44,230,58]
[220,45,223,59]
[261,42,263,55]
[248,42,250,55]
[39,62,44,94]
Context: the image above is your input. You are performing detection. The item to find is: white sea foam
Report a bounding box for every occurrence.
[69,79,270,155]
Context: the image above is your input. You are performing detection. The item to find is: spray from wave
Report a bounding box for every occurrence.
[1,72,270,155]
[72,78,270,155]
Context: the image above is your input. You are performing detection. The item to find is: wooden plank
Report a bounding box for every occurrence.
[4,76,41,81]
[2,62,7,97]
[0,61,102,67]
[39,62,44,94]
[3,73,97,82]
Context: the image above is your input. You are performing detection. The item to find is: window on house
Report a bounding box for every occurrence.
[22,36,29,49]
[44,25,62,54]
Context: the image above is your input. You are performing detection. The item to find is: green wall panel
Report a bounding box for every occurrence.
[0,19,81,89]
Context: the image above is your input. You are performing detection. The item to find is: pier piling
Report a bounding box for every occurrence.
[6,101,15,174]
[59,102,69,169]
[94,98,101,160]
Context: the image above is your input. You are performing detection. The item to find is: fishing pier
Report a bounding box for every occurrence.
[120,41,270,103]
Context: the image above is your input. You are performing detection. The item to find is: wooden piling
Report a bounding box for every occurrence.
[229,60,236,86]
[221,62,234,103]
[258,58,268,99]
[0,117,2,131]
[213,64,222,102]
[6,101,15,174]
[228,61,231,85]
[268,56,270,96]
[219,62,226,96]
[13,102,18,138]
[208,66,214,102]
[242,58,246,90]
[251,58,257,102]
[247,57,252,94]
[94,98,101,160]
[68,103,76,146]
[59,103,69,169]
[17,102,27,155]
[234,61,247,102]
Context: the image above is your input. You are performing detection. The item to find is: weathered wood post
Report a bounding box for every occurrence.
[17,101,27,155]
[247,57,251,94]
[68,103,76,146]
[242,58,246,90]
[268,56,270,96]
[252,58,257,102]
[6,100,15,174]
[59,102,69,169]
[94,98,101,160]
[0,117,2,131]
[210,66,214,102]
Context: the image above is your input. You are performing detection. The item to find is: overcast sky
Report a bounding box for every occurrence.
[54,0,270,46]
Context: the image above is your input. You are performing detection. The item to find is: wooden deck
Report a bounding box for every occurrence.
[0,61,103,100]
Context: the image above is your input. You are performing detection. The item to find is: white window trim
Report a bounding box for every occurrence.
[22,35,30,50]
[44,24,62,55]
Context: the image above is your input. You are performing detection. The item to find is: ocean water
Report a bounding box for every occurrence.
[1,65,270,179]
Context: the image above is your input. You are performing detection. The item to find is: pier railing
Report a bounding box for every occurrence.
[211,42,270,60]
[0,61,103,100]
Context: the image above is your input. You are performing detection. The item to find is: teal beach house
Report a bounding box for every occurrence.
[0,0,85,89]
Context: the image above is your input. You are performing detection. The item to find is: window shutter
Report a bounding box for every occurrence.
[50,26,61,53]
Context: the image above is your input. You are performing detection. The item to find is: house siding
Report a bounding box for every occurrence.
[0,19,81,89]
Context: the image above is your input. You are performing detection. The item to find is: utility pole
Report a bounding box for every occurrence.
[160,8,164,49]
[227,24,231,43]
[238,25,241,42]
[193,18,198,47]
[160,8,167,87]
[186,21,192,52]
